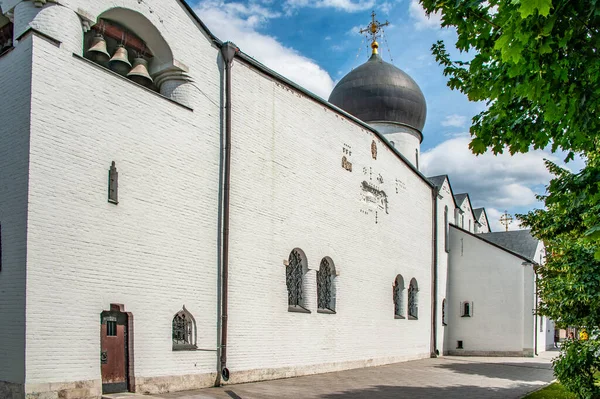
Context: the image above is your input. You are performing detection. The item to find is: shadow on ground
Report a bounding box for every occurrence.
[315,384,541,399]
[433,361,553,382]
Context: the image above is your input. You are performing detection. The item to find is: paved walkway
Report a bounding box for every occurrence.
[106,351,558,399]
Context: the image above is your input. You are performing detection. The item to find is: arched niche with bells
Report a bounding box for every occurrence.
[84,7,193,106]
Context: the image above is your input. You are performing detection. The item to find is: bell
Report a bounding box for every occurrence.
[109,45,132,76]
[86,34,110,65]
[127,57,153,88]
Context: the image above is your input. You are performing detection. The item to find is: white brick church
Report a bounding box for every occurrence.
[0,1,553,398]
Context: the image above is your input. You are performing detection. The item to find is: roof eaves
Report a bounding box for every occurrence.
[179,0,223,46]
[451,224,537,264]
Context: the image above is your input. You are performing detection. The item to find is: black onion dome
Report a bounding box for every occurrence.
[328,53,427,133]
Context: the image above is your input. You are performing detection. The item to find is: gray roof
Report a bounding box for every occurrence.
[428,175,447,188]
[479,230,539,262]
[473,208,484,220]
[328,53,427,133]
[454,193,468,205]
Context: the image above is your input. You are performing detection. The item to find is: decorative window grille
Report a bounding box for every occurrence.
[317,258,335,312]
[442,299,448,326]
[287,249,308,312]
[408,278,418,319]
[106,320,117,336]
[393,275,405,318]
[172,306,197,350]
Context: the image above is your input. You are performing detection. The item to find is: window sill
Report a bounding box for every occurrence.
[394,315,405,319]
[461,315,471,318]
[317,308,336,314]
[408,315,418,320]
[72,53,194,112]
[442,322,448,326]
[173,344,198,351]
[288,305,311,314]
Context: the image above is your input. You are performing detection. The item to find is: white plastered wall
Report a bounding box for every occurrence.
[0,35,32,394]
[371,122,421,169]
[458,197,476,233]
[446,226,534,356]
[435,178,455,356]
[20,0,223,395]
[224,58,434,384]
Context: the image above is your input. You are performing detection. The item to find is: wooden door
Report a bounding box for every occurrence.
[101,310,128,394]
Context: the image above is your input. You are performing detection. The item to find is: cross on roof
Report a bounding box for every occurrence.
[359,11,390,54]
[499,210,513,232]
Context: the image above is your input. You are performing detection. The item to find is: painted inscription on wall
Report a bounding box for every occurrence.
[339,139,409,225]
[361,181,389,215]
[342,144,353,172]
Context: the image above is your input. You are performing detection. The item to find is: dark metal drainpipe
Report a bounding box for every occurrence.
[534,268,539,356]
[219,41,239,384]
[431,187,439,357]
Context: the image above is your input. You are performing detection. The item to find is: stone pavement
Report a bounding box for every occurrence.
[104,350,558,399]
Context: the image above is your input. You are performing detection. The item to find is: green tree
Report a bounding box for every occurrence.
[419,0,600,396]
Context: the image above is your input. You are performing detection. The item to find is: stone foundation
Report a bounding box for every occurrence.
[223,353,430,385]
[4,355,433,397]
[134,372,217,395]
[446,350,534,357]
[23,379,101,399]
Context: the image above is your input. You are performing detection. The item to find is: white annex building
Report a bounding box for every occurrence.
[0,1,553,398]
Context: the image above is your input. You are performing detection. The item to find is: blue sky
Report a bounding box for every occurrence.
[192,0,582,232]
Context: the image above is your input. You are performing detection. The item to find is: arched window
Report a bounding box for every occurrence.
[172,306,197,350]
[287,249,309,312]
[84,18,157,90]
[444,206,449,253]
[408,278,419,319]
[461,301,473,317]
[83,7,175,93]
[393,275,405,319]
[442,299,448,326]
[317,257,336,313]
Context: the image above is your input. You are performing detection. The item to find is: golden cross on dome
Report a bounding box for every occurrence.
[499,210,514,232]
[359,11,390,55]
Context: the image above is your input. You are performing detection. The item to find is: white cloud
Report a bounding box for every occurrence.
[380,1,394,14]
[284,0,375,12]
[441,114,468,128]
[195,1,335,99]
[421,136,559,211]
[408,0,442,30]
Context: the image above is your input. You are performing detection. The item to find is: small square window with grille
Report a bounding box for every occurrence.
[106,320,117,336]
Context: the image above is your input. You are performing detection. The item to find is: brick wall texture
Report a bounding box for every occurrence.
[0,0,468,397]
